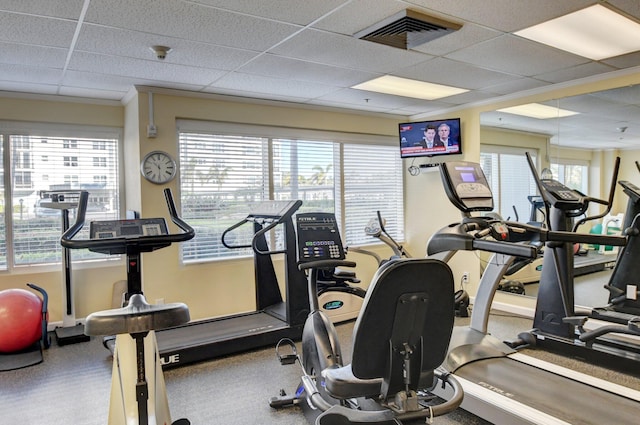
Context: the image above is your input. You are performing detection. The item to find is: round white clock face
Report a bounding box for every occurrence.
[140,151,177,184]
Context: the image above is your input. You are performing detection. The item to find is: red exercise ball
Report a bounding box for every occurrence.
[0,288,43,353]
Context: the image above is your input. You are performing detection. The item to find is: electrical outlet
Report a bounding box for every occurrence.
[462,272,469,285]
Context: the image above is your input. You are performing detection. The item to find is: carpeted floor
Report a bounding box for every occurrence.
[0,319,491,425]
[1,309,638,424]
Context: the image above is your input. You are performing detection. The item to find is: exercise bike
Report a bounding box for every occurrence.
[270,212,463,424]
[61,189,195,425]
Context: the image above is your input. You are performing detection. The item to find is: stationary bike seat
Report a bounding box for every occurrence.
[85,294,190,336]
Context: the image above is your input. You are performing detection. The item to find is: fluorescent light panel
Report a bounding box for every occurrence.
[352,75,468,100]
[515,4,640,60]
[497,103,579,119]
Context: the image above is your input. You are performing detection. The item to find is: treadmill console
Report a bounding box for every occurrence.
[90,218,168,239]
[440,161,494,212]
[296,213,345,263]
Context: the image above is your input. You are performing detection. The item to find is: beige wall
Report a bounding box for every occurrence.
[2,68,640,323]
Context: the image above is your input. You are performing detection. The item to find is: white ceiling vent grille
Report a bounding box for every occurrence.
[355,9,462,50]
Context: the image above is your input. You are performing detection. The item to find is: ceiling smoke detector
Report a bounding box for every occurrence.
[355,9,462,50]
[150,45,172,60]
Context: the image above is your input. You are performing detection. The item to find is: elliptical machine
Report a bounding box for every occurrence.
[61,189,195,425]
[270,212,463,424]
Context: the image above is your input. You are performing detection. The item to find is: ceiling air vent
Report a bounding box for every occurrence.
[355,9,462,50]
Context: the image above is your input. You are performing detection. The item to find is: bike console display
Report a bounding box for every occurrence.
[90,218,169,239]
[440,161,494,213]
[296,213,345,263]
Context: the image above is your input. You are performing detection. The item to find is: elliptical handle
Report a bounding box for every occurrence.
[60,191,89,248]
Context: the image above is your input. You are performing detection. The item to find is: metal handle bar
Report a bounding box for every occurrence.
[61,188,194,250]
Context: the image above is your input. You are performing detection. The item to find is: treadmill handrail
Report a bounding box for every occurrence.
[221,199,303,254]
[61,188,195,251]
[427,218,626,258]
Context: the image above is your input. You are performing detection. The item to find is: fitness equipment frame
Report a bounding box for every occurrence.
[270,212,463,424]
[427,160,640,425]
[38,190,90,345]
[517,154,640,371]
[61,189,194,425]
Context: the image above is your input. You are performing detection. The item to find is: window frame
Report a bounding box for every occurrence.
[0,121,124,272]
[480,145,539,222]
[177,120,404,264]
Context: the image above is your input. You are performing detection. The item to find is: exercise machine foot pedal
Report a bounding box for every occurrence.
[275,338,299,365]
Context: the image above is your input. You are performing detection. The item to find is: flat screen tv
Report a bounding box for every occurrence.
[398,118,462,159]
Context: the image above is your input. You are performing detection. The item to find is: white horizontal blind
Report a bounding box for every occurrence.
[480,149,537,221]
[343,144,404,245]
[10,134,120,266]
[178,122,404,263]
[179,132,268,261]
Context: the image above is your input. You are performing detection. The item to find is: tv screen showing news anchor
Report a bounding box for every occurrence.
[399,118,462,158]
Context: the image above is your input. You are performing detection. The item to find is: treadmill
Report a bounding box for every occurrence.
[155,200,308,368]
[427,161,640,425]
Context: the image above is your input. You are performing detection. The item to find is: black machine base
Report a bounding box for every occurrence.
[54,324,90,345]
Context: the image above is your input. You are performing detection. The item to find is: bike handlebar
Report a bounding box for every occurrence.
[60,188,195,252]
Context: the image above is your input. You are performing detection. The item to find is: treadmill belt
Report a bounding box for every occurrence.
[157,312,287,350]
[458,357,639,425]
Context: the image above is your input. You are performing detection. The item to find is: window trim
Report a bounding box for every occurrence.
[177,120,404,264]
[0,121,125,272]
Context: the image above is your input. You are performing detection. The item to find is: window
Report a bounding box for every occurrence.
[550,161,588,194]
[178,122,403,263]
[1,124,121,270]
[480,147,538,222]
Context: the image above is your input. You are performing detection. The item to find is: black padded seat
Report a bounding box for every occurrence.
[85,294,190,336]
[323,258,454,399]
[321,364,383,399]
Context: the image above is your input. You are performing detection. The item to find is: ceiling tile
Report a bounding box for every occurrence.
[396,57,521,90]
[447,34,589,76]
[0,0,85,19]
[410,23,502,56]
[76,24,260,70]
[84,0,300,51]
[0,11,76,47]
[238,54,378,87]
[407,0,592,32]
[189,0,349,25]
[0,63,62,84]
[211,72,339,99]
[271,28,431,73]
[311,0,407,35]
[0,42,68,68]
[534,62,619,84]
[68,51,226,86]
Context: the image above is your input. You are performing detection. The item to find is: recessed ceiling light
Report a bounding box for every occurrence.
[497,103,579,119]
[515,4,640,60]
[352,75,468,100]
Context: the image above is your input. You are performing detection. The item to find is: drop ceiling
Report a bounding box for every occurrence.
[1,0,640,149]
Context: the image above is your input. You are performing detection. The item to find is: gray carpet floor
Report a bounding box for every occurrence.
[0,319,490,425]
[1,310,638,424]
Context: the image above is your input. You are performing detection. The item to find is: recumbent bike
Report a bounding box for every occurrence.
[270,212,463,425]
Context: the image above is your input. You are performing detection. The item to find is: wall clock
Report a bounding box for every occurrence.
[140,150,177,184]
